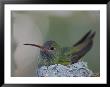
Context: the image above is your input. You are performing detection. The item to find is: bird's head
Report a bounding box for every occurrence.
[24,40,60,60]
[40,40,60,59]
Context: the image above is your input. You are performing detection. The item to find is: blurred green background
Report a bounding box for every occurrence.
[12,11,100,76]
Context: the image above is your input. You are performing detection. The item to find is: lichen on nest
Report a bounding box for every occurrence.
[36,61,97,77]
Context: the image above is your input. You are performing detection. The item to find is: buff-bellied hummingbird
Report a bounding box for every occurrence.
[24,30,96,66]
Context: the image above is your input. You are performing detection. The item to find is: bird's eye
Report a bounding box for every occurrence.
[50,47,54,50]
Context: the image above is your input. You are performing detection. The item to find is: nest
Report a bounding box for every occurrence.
[36,61,99,77]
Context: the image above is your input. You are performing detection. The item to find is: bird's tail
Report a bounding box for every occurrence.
[73,30,95,47]
[71,30,96,63]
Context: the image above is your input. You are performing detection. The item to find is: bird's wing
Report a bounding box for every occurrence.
[64,30,96,63]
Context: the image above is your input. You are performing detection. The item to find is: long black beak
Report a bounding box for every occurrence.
[24,44,48,51]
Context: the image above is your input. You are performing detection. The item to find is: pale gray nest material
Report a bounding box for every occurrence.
[36,61,93,77]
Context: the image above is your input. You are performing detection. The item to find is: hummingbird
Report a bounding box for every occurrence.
[24,30,96,66]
